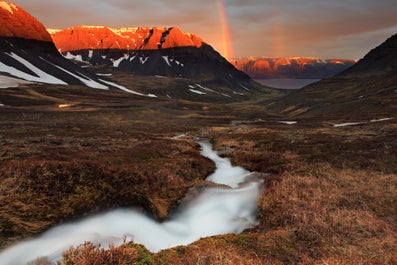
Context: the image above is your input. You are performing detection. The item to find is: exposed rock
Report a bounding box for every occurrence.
[50,26,203,52]
[0,1,52,42]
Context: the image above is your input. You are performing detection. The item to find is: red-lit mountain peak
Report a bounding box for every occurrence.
[48,26,132,52]
[233,56,357,79]
[49,26,203,52]
[162,27,203,49]
[0,1,52,42]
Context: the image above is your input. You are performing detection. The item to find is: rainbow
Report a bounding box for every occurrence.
[216,0,233,60]
[270,2,285,57]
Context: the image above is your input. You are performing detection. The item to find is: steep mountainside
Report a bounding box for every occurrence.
[50,26,258,93]
[268,34,397,119]
[340,34,397,76]
[232,57,356,79]
[0,1,120,90]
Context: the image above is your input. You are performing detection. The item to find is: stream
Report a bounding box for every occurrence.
[0,140,262,265]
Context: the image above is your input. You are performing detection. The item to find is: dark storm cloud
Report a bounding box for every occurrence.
[10,0,397,59]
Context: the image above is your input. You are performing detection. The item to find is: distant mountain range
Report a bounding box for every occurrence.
[268,33,397,118]
[0,2,267,104]
[1,1,396,118]
[232,57,357,79]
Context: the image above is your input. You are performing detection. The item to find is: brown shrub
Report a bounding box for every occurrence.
[59,242,140,265]
[0,139,215,248]
[258,164,397,263]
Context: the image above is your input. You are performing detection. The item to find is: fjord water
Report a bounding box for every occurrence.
[256,78,320,89]
[0,140,262,265]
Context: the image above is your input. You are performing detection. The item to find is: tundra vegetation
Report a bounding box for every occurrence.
[0,87,396,264]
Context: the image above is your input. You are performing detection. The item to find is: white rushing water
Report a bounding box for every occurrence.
[0,140,262,265]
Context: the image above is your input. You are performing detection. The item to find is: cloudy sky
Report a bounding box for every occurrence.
[12,0,397,59]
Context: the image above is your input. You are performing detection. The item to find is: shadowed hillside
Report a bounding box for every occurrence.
[266,33,397,119]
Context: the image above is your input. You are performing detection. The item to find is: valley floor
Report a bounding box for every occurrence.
[0,94,396,264]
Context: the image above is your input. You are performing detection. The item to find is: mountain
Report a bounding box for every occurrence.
[0,1,120,90]
[232,57,357,79]
[340,34,397,76]
[49,26,258,93]
[49,26,203,52]
[0,1,51,42]
[1,1,268,104]
[268,34,397,119]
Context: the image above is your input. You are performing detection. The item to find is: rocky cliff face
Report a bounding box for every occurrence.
[50,26,203,52]
[232,57,356,79]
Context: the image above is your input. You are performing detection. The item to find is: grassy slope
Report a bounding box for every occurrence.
[56,121,397,265]
[206,121,397,264]
[266,71,397,120]
[0,92,221,248]
[0,83,396,264]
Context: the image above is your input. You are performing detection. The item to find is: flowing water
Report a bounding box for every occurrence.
[0,140,262,265]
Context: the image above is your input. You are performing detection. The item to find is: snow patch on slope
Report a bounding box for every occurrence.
[0,75,31,88]
[189,89,206,95]
[277,121,298,125]
[99,79,157,98]
[47,28,61,35]
[65,52,84,62]
[333,118,394,128]
[333,122,365,128]
[239,84,250,91]
[0,2,17,14]
[370,118,393,123]
[140,57,149,64]
[162,56,172,67]
[112,55,128,67]
[196,84,220,94]
[96,73,112,77]
[45,60,108,89]
[0,53,67,85]
[99,79,143,95]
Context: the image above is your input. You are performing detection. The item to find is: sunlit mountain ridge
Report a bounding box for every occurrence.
[232,56,357,79]
[48,26,203,52]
